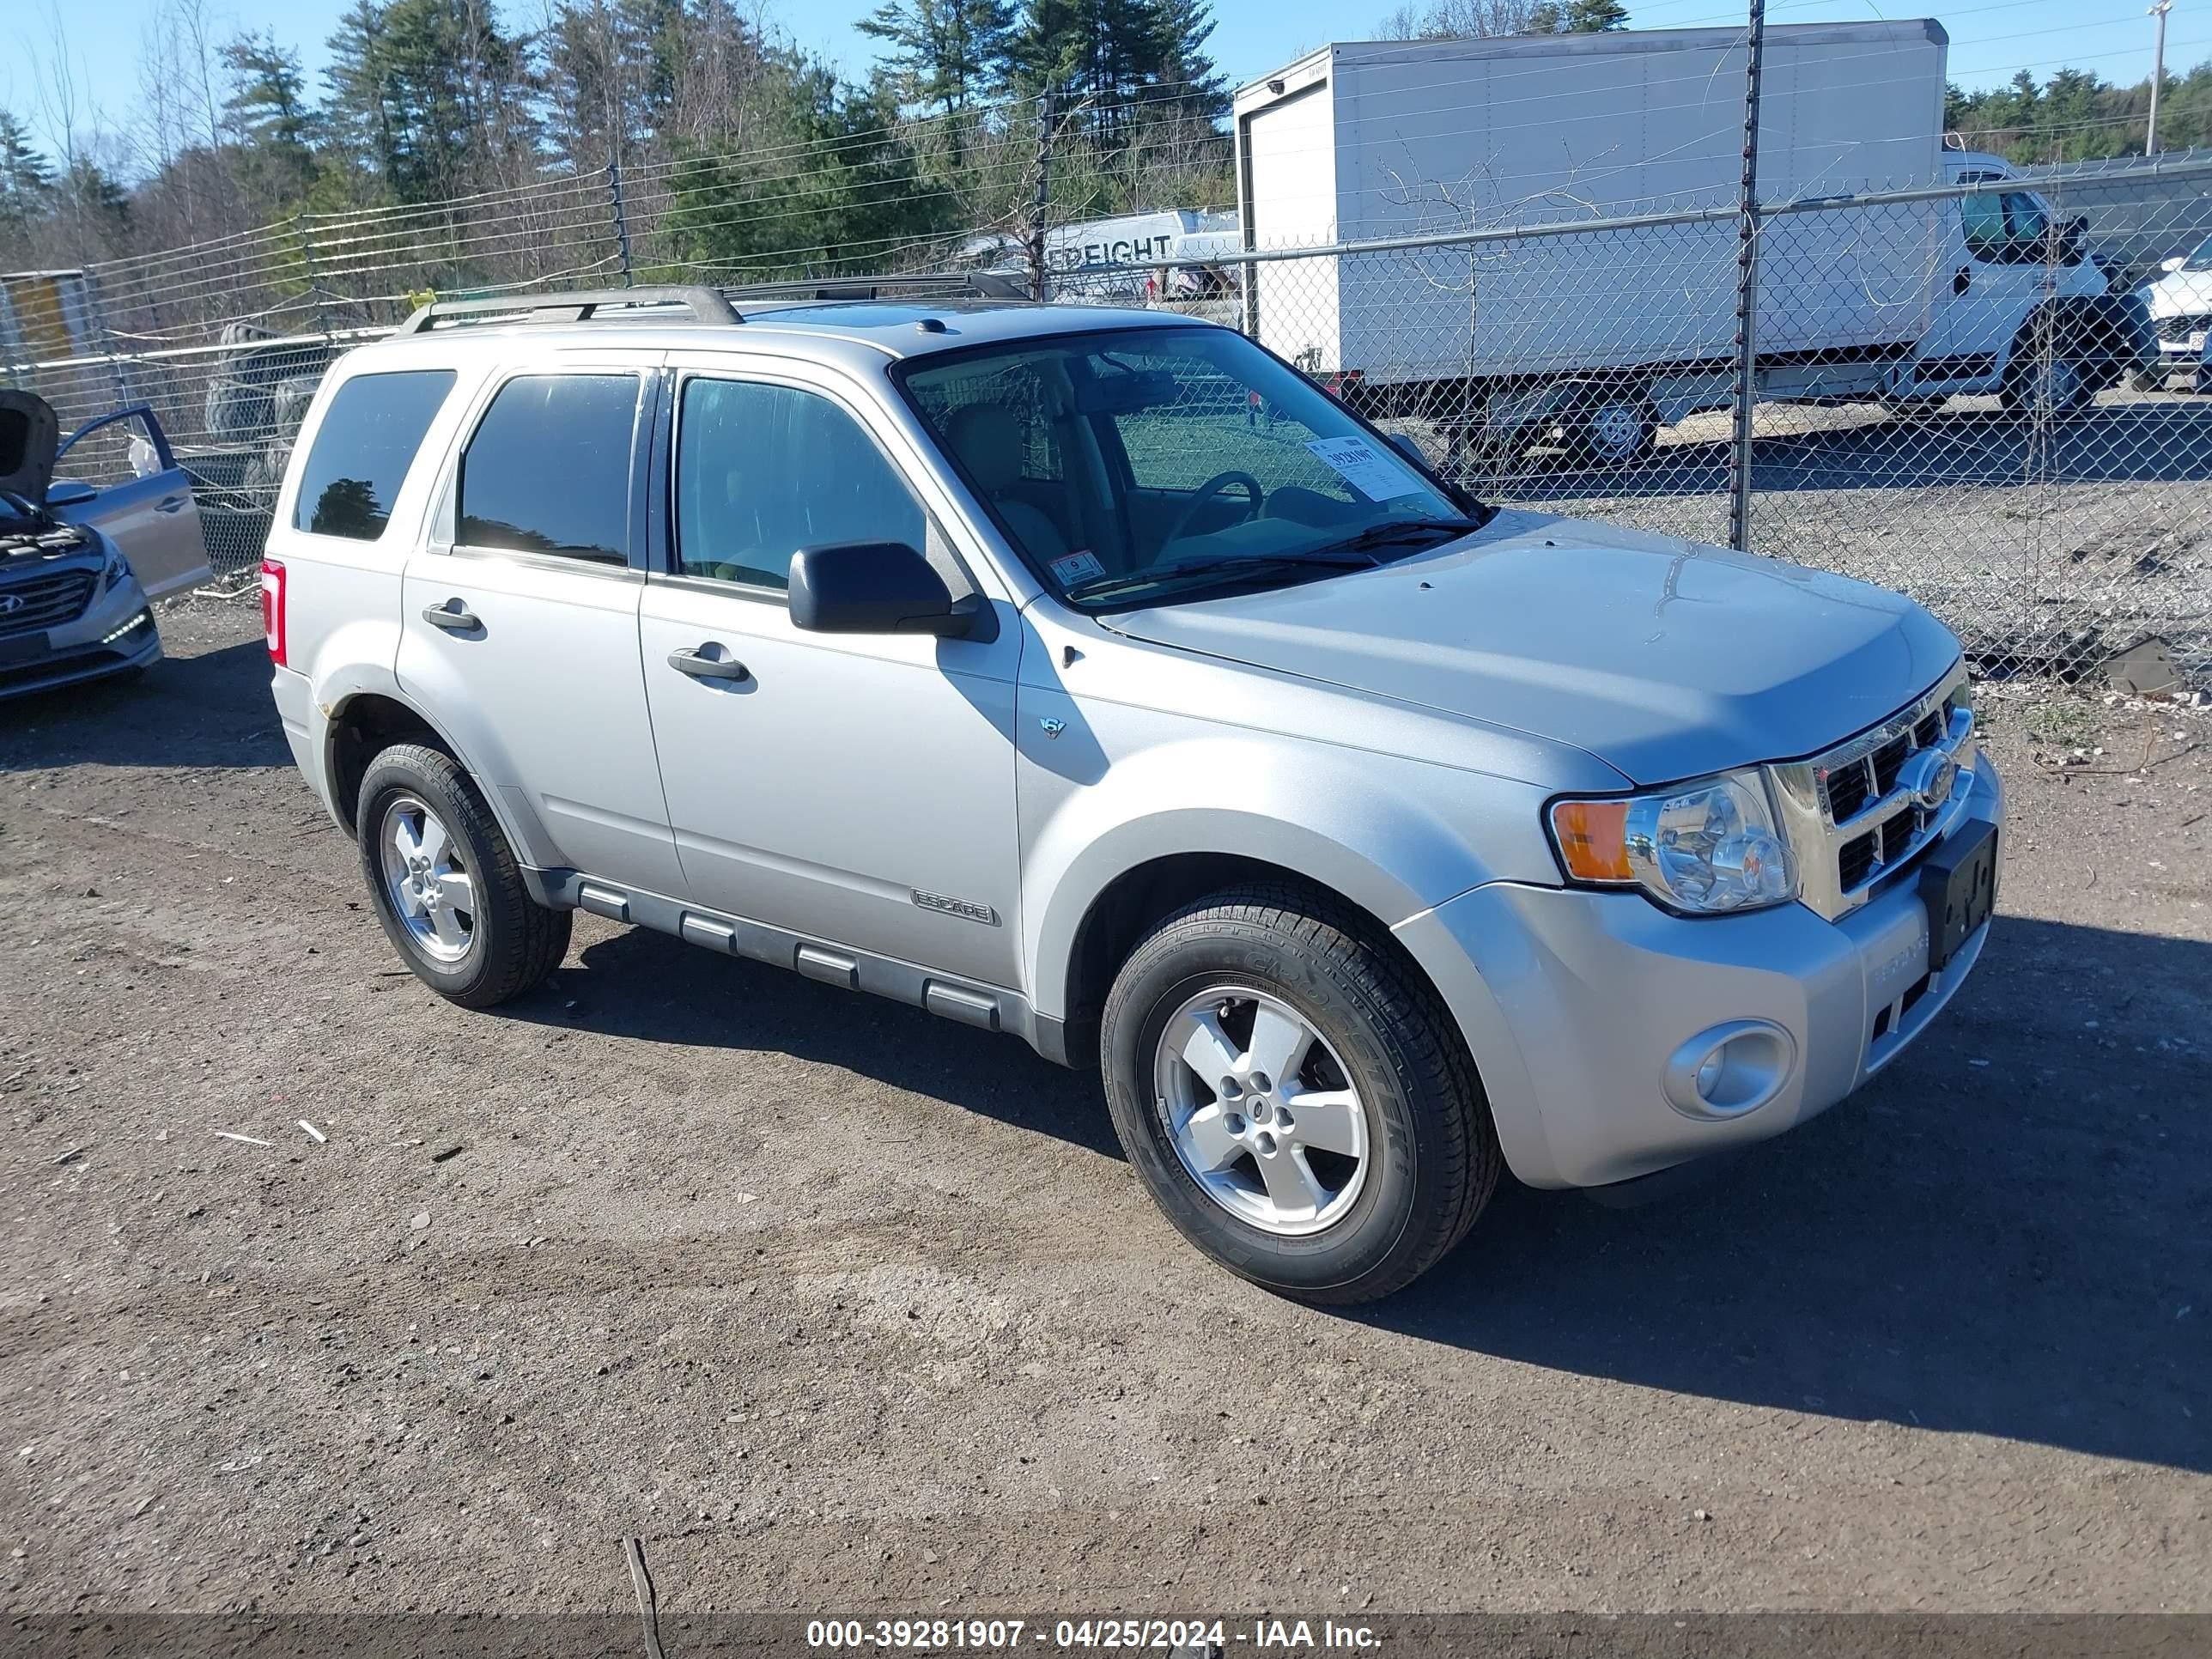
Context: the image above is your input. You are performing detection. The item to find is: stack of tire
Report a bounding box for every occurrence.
[181,322,337,577]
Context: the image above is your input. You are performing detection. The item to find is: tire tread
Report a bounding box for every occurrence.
[359,743,570,1008]
[1103,881,1501,1304]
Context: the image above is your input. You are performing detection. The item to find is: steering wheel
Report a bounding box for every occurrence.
[1158,471,1264,548]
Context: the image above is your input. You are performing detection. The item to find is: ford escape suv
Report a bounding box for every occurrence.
[265,284,2001,1304]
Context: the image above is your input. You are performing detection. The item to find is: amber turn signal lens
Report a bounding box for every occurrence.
[1549,799,1634,883]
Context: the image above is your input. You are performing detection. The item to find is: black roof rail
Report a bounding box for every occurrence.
[397,285,742,334]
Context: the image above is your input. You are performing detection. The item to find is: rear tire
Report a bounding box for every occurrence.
[1098,884,1500,1304]
[357,743,570,1008]
[1565,391,1657,466]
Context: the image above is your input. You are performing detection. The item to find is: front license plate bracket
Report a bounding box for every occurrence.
[1918,817,1996,973]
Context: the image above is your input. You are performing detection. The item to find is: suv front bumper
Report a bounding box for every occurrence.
[1397,753,2004,1190]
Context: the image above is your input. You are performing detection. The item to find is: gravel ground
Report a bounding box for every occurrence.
[2,597,2209,1623]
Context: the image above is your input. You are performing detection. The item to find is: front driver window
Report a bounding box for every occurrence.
[1962,192,2007,264]
[676,378,927,591]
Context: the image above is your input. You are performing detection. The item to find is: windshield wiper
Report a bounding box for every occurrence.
[1064,550,1381,605]
[1310,515,1488,557]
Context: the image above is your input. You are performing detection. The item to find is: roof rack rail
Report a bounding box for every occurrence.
[397,285,741,334]
[723,270,1032,303]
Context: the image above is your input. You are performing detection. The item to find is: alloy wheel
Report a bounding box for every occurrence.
[1152,986,1371,1237]
[378,795,477,963]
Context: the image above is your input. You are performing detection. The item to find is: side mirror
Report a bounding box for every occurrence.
[789,540,973,638]
[2163,255,2188,273]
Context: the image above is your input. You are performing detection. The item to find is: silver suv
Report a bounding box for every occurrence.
[266,285,2002,1302]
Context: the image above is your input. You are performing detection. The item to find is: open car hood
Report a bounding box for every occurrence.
[0,390,58,510]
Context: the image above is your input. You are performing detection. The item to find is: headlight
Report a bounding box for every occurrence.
[1549,768,1798,915]
[103,549,131,591]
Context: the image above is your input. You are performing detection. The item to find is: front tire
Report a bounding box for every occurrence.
[2002,344,2094,419]
[357,743,571,1008]
[1099,884,1500,1304]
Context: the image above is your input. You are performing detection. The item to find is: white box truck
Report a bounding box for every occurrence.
[1232,23,2140,462]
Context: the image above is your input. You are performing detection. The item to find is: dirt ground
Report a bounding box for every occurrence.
[2,597,2208,1624]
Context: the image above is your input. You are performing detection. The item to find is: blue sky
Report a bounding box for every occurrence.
[7,0,2200,159]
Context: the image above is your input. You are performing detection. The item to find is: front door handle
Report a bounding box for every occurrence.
[667,646,750,682]
[423,601,481,633]
[155,494,185,514]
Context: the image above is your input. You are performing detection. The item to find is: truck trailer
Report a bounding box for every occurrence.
[1231,23,2138,462]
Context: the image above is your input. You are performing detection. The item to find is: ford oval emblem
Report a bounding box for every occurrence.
[1896,747,1958,812]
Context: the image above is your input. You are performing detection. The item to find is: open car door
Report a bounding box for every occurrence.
[50,404,213,599]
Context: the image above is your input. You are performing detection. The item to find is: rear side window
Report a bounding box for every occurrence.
[459,374,640,565]
[291,369,456,541]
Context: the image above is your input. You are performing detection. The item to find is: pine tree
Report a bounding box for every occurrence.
[324,0,404,188]
[0,111,55,240]
[222,33,323,206]
[860,0,1015,117]
[1144,0,1227,121]
[323,0,533,203]
[1528,0,1627,32]
[662,52,950,278]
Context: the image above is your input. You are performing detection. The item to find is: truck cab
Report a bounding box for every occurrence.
[1897,153,2133,412]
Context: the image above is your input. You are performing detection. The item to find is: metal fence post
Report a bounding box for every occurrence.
[294,214,335,339]
[607,159,635,288]
[1028,90,1054,303]
[1727,0,1767,553]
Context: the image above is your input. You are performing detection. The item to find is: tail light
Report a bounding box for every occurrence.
[260,558,287,666]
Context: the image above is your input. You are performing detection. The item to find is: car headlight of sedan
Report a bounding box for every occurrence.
[1548,769,1798,915]
[102,548,132,591]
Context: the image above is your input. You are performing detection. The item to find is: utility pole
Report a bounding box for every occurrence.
[2148,0,2174,156]
[1727,0,1767,554]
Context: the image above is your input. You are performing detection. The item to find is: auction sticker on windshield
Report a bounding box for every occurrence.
[1050,550,1106,585]
[1304,435,1425,501]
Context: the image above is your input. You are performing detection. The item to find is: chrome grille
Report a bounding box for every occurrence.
[2156,311,2212,344]
[1770,662,1978,922]
[0,568,97,640]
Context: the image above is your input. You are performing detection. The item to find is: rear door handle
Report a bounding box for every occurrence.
[666,646,750,682]
[155,495,185,514]
[423,601,481,633]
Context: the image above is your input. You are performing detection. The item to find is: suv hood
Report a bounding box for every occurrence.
[1106,508,1960,786]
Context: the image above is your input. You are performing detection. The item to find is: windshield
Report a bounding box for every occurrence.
[2188,237,2212,272]
[896,325,1483,609]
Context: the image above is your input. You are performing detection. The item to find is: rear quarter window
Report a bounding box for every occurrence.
[290,368,458,541]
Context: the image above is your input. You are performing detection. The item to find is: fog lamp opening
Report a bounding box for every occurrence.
[1664,1020,1796,1120]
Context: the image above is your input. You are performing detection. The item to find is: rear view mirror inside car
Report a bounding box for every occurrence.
[1073,368,1181,415]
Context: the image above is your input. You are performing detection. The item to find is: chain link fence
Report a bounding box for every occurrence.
[4,150,2209,688]
[1044,156,2212,687]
